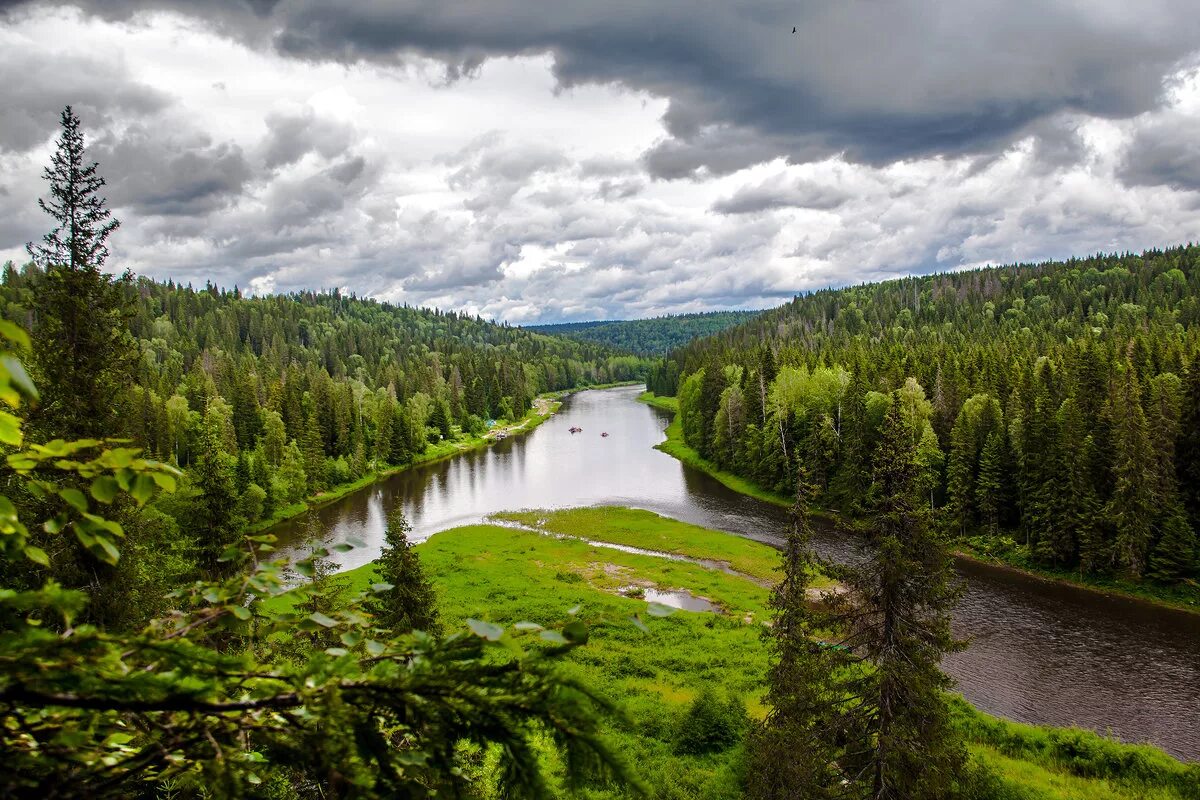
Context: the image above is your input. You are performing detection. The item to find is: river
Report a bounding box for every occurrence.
[274,385,1200,761]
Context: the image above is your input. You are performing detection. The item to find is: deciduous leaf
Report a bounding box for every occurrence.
[514,621,544,631]
[59,488,87,513]
[23,546,48,567]
[90,476,118,504]
[467,618,505,641]
[562,621,588,643]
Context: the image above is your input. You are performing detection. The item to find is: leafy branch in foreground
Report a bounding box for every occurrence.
[0,322,631,798]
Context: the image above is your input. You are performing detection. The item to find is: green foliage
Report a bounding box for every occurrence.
[746,472,856,800]
[362,508,441,636]
[674,687,748,755]
[656,246,1200,589]
[0,304,628,798]
[951,697,1200,798]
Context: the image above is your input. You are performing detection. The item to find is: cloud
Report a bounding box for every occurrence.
[262,105,356,169]
[713,174,851,214]
[95,125,252,216]
[0,48,169,152]
[2,5,1200,325]
[1118,112,1200,192]
[23,0,1200,176]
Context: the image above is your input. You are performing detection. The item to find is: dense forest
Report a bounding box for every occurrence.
[649,247,1200,586]
[529,310,760,355]
[0,266,650,618]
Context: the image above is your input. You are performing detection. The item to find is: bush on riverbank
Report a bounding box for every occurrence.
[953,697,1200,798]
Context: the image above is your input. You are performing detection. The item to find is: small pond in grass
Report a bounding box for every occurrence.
[620,585,719,613]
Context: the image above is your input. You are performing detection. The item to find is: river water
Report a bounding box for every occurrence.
[274,385,1200,761]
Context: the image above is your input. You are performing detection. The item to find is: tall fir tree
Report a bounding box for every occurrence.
[844,398,965,800]
[746,469,854,800]
[975,431,1004,537]
[25,106,134,441]
[1107,367,1156,577]
[191,407,240,574]
[1175,363,1200,536]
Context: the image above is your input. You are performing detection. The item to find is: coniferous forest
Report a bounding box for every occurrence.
[0,263,649,624]
[648,248,1200,587]
[528,310,760,355]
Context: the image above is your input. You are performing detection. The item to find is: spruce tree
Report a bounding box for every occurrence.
[845,399,965,800]
[1146,374,1197,582]
[25,106,134,440]
[364,508,441,635]
[1178,362,1200,533]
[975,431,1004,537]
[944,409,975,535]
[191,408,240,574]
[746,469,853,800]
[1107,367,1155,577]
[833,371,870,510]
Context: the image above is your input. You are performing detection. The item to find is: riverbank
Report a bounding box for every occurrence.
[637,391,1200,616]
[305,508,1196,798]
[248,388,577,536]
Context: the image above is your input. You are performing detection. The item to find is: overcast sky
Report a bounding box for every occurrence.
[2,1,1199,323]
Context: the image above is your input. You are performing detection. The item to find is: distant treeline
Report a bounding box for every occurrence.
[529,310,760,355]
[648,246,1200,585]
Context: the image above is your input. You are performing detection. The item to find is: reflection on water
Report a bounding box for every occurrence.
[274,385,1200,761]
[621,586,718,613]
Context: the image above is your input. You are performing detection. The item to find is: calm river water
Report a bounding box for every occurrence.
[275,385,1200,761]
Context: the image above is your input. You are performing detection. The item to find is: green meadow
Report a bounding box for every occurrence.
[306,507,1198,799]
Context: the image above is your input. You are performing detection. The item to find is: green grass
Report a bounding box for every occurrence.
[493,506,827,586]
[637,390,679,413]
[291,517,774,798]
[954,697,1200,798]
[287,507,1195,798]
[638,393,792,508]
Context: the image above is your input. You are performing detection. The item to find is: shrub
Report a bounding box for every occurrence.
[673,688,747,755]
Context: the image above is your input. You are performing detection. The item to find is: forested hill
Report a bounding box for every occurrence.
[647,245,1200,589]
[528,310,760,354]
[0,265,648,603]
[0,269,648,460]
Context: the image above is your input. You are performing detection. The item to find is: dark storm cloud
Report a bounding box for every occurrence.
[94,125,252,216]
[0,50,169,152]
[713,176,851,215]
[1118,114,1200,192]
[17,0,1200,176]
